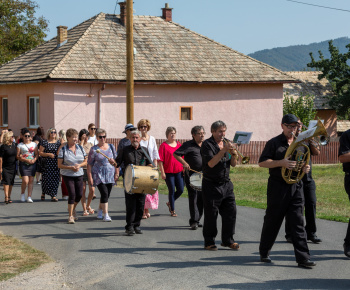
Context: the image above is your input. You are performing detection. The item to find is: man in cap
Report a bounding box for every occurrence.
[258,113,316,268]
[117,123,136,177]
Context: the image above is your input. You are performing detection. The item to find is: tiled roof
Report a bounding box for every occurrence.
[0,13,297,84]
[337,120,350,132]
[283,71,334,110]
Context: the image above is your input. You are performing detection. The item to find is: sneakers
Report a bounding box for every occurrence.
[134,227,143,234]
[21,194,25,202]
[36,181,41,185]
[27,197,33,203]
[125,228,135,236]
[62,196,69,200]
[97,209,103,219]
[103,214,112,222]
[67,216,75,224]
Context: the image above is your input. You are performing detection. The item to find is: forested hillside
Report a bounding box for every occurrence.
[248,37,349,71]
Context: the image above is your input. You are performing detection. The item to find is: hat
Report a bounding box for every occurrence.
[122,123,136,133]
[281,114,298,125]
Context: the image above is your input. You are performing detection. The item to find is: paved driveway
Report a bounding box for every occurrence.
[0,180,349,289]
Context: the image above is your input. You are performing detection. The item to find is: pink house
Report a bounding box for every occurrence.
[0,4,297,141]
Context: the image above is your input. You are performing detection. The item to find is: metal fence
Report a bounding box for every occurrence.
[106,138,340,165]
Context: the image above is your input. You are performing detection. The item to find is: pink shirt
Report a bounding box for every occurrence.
[158,141,183,173]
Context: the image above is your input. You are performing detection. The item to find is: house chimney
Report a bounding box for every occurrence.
[162,3,173,22]
[119,2,127,26]
[57,26,68,48]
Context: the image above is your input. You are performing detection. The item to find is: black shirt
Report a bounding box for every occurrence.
[339,129,350,173]
[116,144,151,168]
[174,139,202,175]
[259,132,308,181]
[33,135,43,146]
[201,135,231,183]
[0,143,17,169]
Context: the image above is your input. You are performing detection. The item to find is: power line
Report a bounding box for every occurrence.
[286,0,350,13]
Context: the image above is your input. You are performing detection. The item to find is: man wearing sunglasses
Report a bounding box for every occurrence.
[258,114,316,268]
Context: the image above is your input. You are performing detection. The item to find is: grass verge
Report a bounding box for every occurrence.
[0,234,51,281]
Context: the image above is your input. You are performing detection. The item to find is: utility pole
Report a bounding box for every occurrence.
[126,0,134,124]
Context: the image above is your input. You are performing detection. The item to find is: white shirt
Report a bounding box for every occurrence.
[88,135,98,146]
[140,135,159,162]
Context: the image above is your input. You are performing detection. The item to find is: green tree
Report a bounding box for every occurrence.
[307,40,350,119]
[283,92,317,126]
[0,0,48,65]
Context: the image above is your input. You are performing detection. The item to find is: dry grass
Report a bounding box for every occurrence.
[0,234,51,281]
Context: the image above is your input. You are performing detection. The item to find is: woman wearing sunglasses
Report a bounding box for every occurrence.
[39,128,61,201]
[87,128,117,222]
[17,129,39,202]
[87,123,98,146]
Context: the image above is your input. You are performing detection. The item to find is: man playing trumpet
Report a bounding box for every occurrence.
[200,120,240,251]
[258,114,316,268]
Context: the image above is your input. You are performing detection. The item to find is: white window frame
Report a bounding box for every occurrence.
[28,96,40,128]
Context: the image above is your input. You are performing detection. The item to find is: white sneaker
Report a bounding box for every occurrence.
[103,214,112,222]
[63,196,69,200]
[27,197,33,203]
[21,194,25,202]
[97,209,103,219]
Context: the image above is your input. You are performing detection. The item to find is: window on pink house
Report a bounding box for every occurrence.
[180,106,193,120]
[0,96,8,127]
[28,96,40,128]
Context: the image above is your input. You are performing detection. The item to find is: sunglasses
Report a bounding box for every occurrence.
[283,124,298,130]
[24,135,30,137]
[139,126,147,129]
[50,131,57,134]
[98,135,106,139]
[90,128,97,130]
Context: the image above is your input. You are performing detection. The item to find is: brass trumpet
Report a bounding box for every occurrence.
[222,138,250,164]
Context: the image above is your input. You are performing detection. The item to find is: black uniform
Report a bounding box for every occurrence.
[116,144,151,231]
[338,129,350,246]
[200,136,237,247]
[285,143,318,240]
[174,139,203,226]
[259,133,310,263]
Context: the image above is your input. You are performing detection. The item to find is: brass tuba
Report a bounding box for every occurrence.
[281,119,329,184]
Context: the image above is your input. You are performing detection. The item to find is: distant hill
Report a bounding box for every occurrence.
[248,37,350,71]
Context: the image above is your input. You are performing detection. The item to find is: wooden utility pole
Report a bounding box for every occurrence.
[126,0,134,124]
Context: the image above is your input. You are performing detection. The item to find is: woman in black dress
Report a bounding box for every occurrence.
[39,128,61,201]
[33,126,45,185]
[0,131,17,204]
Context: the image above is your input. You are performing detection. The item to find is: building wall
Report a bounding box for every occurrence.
[53,82,283,141]
[315,109,337,140]
[0,83,54,135]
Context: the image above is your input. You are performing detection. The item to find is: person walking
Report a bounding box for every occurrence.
[33,126,45,185]
[58,128,87,224]
[39,128,61,201]
[0,131,17,204]
[158,127,184,217]
[17,129,38,202]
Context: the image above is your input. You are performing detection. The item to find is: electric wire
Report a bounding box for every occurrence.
[286,0,350,13]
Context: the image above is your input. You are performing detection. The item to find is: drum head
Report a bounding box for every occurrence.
[190,172,202,189]
[124,165,134,193]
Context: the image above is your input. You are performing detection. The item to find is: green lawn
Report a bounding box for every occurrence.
[158,164,350,223]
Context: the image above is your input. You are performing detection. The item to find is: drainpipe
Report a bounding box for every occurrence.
[98,84,105,128]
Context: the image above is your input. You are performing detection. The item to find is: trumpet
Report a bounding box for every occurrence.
[222,138,250,164]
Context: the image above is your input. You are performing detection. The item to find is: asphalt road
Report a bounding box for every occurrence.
[0,179,350,289]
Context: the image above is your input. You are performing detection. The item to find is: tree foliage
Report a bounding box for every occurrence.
[307,40,350,120]
[0,0,48,65]
[283,93,317,127]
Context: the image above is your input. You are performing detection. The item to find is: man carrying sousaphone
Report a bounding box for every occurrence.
[115,130,151,236]
[258,113,316,268]
[173,125,205,230]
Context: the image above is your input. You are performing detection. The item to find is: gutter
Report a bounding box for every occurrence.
[97,84,106,128]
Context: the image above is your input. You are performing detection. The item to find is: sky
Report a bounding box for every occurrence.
[34,0,350,55]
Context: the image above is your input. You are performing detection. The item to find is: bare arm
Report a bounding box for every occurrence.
[158,161,166,180]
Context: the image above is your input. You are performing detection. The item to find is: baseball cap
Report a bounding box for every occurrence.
[122,123,136,133]
[281,114,298,125]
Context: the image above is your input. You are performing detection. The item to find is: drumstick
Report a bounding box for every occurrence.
[189,168,203,175]
[96,149,110,159]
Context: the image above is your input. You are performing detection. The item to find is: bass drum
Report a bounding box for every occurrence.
[124,164,159,194]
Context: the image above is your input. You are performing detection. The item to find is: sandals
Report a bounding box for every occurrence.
[51,197,58,202]
[41,194,45,201]
[8,198,12,203]
[142,215,148,219]
[221,242,240,250]
[4,198,8,204]
[170,211,177,217]
[146,213,151,218]
[205,245,218,251]
[92,195,97,200]
[83,211,89,216]
[87,206,95,214]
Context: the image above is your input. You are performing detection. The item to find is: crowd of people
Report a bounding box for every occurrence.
[1,115,350,268]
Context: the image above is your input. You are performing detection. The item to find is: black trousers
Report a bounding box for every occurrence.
[344,174,350,245]
[202,179,237,247]
[285,179,317,237]
[259,177,310,263]
[124,191,146,230]
[185,175,203,225]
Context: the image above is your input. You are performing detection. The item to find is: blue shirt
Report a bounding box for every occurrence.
[58,144,86,177]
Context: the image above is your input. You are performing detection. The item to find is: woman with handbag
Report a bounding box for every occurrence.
[39,128,61,201]
[17,129,38,202]
[137,119,160,219]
